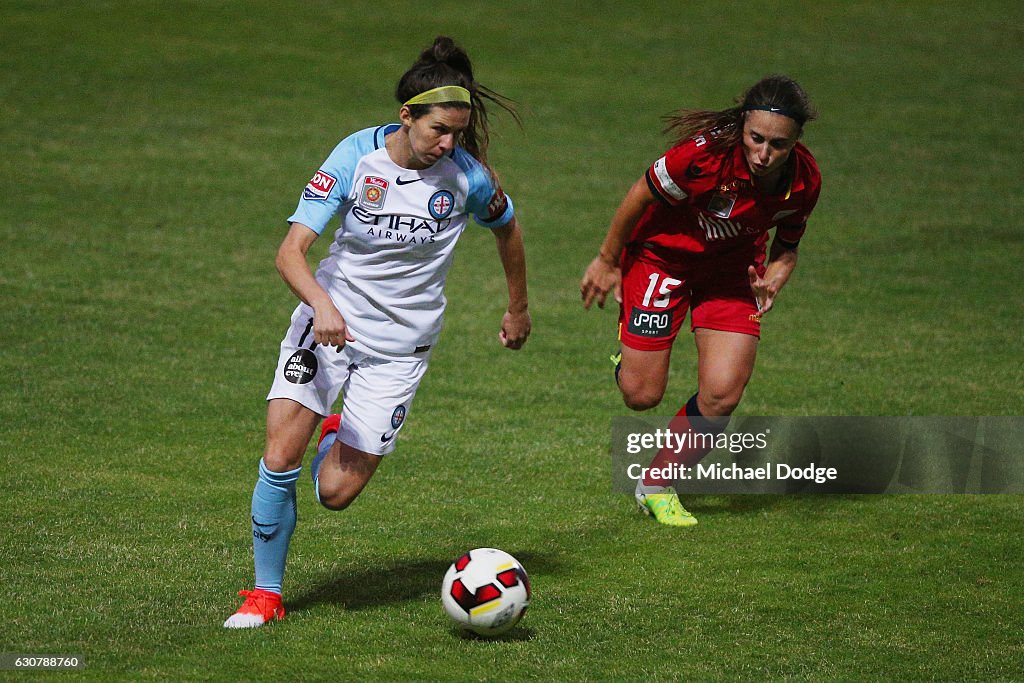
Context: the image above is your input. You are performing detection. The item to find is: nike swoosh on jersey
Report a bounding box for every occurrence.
[395,176,423,185]
[381,432,395,442]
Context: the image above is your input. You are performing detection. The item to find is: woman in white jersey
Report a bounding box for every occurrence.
[225,36,530,628]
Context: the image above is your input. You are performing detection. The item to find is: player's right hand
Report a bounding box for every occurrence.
[580,256,622,310]
[313,303,354,350]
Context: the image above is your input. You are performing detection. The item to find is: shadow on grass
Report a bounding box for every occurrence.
[288,551,558,614]
[451,625,535,642]
[683,495,779,515]
[682,493,882,516]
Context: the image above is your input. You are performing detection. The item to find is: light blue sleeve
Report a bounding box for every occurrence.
[452,148,516,229]
[286,126,383,235]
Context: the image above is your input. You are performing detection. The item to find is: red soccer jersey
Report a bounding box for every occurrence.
[637,133,821,263]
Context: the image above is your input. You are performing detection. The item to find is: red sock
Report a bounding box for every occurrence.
[642,394,728,487]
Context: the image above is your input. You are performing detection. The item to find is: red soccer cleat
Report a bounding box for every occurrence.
[223,589,285,629]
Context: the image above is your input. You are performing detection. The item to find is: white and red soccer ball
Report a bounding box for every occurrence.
[441,548,530,636]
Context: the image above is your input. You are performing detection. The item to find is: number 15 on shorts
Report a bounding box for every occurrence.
[642,273,681,308]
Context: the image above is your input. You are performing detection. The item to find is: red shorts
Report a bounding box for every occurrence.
[618,247,763,351]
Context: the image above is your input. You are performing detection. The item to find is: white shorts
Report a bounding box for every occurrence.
[267,304,429,456]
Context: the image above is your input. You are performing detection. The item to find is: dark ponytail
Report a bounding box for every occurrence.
[395,36,520,164]
[663,75,817,150]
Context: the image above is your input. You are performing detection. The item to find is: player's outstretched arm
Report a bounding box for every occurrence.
[580,176,656,309]
[492,217,530,350]
[276,222,354,348]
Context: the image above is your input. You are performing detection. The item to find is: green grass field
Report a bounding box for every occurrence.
[2,1,1022,679]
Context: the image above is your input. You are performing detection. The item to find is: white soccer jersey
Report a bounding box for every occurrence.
[287,124,514,359]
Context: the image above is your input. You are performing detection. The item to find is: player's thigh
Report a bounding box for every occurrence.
[693,328,758,415]
[617,252,691,409]
[337,353,429,456]
[264,398,322,470]
[688,260,762,338]
[264,304,354,470]
[266,304,351,416]
[618,252,691,352]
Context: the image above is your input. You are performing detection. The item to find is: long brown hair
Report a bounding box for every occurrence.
[663,75,817,151]
[395,36,520,165]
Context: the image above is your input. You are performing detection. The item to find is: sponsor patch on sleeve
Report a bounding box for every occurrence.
[303,170,338,201]
[485,186,509,222]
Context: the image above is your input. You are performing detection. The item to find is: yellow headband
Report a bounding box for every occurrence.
[403,85,472,107]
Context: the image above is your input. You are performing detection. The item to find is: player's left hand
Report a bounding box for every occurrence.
[747,265,779,315]
[499,309,531,350]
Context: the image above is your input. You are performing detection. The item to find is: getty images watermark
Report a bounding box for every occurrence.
[624,427,838,485]
[612,416,1024,494]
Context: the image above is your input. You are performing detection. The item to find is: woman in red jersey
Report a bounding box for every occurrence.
[580,75,821,526]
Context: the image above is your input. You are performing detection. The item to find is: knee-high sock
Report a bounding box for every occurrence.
[642,393,729,487]
[251,458,301,595]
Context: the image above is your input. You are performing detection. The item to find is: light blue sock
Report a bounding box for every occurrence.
[310,432,337,505]
[251,458,301,595]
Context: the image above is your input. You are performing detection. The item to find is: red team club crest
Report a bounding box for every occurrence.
[303,170,337,200]
[359,176,389,210]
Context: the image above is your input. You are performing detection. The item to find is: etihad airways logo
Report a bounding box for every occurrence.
[352,206,453,244]
[698,213,762,242]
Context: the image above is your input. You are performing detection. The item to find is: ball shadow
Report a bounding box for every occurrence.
[451,625,535,642]
[287,551,558,614]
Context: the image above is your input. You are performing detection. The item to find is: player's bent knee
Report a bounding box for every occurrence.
[621,385,664,412]
[617,363,669,412]
[262,450,304,473]
[316,488,359,511]
[699,389,744,417]
[318,496,353,512]
[315,471,372,511]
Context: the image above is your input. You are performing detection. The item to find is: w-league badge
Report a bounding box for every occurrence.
[359,176,389,210]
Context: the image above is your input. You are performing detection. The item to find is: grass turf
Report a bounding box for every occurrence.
[1,1,1022,679]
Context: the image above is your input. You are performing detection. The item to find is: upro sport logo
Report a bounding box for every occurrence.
[627,307,673,338]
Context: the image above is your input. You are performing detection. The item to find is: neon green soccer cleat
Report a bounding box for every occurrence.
[610,351,622,386]
[636,487,698,527]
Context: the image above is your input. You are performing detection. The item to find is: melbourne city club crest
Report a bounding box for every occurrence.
[428,190,455,219]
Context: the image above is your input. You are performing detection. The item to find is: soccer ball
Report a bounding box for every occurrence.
[441,548,530,636]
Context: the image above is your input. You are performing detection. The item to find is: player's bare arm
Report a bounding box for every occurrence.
[276,222,353,348]
[492,216,531,349]
[747,238,799,315]
[581,176,657,309]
